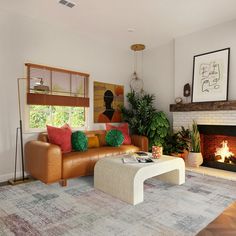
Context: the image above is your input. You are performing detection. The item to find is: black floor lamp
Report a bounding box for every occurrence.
[8,77,49,185]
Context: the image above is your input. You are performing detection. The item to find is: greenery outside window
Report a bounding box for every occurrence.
[28,105,86,130]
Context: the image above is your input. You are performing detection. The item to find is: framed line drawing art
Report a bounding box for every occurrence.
[192,48,230,103]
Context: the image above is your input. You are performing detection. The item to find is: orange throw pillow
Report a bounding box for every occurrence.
[96,132,107,146]
[106,123,131,145]
[88,136,100,148]
[47,124,72,153]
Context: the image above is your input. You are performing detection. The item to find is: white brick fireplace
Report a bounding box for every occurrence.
[173,110,236,131]
[170,102,236,181]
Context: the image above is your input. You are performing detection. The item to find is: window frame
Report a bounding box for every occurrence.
[23,63,89,133]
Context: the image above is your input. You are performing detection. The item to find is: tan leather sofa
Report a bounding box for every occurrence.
[25,130,148,186]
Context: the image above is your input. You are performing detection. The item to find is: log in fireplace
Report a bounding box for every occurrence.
[198,125,236,172]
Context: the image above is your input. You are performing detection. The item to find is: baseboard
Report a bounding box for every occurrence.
[0,172,25,183]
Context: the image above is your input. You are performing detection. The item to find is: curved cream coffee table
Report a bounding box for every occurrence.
[94,155,185,205]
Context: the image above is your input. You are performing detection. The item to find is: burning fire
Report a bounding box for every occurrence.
[215,140,234,162]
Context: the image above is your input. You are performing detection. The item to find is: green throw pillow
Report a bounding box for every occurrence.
[106,129,124,147]
[71,131,88,151]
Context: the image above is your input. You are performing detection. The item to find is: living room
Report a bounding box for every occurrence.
[0,0,236,235]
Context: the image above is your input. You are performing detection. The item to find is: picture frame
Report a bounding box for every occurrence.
[192,48,230,103]
[93,81,124,123]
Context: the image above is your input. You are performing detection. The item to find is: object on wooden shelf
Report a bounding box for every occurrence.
[175,97,183,104]
[183,83,191,97]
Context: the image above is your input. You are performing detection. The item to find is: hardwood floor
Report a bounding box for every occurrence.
[197,201,236,236]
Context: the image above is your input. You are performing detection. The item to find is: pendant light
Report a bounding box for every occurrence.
[130,44,145,93]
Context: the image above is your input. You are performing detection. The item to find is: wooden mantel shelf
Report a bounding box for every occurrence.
[170,100,236,112]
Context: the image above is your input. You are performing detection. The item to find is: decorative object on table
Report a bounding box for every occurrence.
[188,121,203,167]
[9,77,49,185]
[135,151,149,157]
[105,129,124,147]
[122,155,139,163]
[183,83,191,103]
[192,48,230,102]
[175,97,183,104]
[71,131,88,151]
[130,44,145,93]
[121,90,170,150]
[152,146,163,158]
[136,157,153,163]
[94,81,124,123]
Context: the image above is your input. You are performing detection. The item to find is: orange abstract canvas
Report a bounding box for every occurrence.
[94,81,124,123]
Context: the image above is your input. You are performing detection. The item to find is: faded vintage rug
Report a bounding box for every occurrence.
[0,172,236,236]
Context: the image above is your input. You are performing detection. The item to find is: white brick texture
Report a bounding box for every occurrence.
[173,111,236,131]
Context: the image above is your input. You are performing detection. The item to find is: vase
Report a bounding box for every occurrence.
[187,152,203,167]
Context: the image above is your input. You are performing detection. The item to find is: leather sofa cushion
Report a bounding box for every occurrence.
[62,145,139,179]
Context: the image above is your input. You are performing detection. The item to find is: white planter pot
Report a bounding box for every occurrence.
[188,152,203,167]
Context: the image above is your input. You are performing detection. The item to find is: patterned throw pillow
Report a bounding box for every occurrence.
[105,129,124,147]
[71,131,88,151]
[106,123,131,145]
[47,124,72,153]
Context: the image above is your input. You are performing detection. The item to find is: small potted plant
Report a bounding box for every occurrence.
[188,121,203,167]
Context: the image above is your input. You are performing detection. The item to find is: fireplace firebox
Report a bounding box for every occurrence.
[198,125,236,172]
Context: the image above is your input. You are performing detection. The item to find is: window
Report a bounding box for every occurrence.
[25,63,89,131]
[29,105,85,129]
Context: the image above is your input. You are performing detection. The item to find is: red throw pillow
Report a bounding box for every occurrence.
[106,123,131,145]
[47,124,72,153]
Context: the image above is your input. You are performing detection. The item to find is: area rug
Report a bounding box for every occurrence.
[0,172,236,236]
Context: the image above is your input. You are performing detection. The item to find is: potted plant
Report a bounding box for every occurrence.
[188,121,203,167]
[163,131,189,160]
[121,90,170,150]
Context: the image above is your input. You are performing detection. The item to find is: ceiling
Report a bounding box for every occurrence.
[1,0,236,50]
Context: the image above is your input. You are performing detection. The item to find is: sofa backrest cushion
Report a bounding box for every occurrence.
[71,131,88,151]
[88,136,100,148]
[106,123,131,145]
[38,132,49,142]
[47,125,72,153]
[106,130,124,147]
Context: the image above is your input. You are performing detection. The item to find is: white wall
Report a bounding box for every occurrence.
[175,19,236,99]
[0,10,132,181]
[143,41,175,123]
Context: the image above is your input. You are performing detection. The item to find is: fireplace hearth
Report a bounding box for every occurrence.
[198,125,236,172]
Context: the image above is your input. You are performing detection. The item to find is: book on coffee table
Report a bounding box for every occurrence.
[122,156,139,163]
[122,155,153,164]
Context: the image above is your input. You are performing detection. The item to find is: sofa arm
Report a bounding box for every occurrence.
[25,140,62,184]
[131,135,149,152]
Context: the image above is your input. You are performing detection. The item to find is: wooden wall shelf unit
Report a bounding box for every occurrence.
[170,101,236,112]
[25,63,90,107]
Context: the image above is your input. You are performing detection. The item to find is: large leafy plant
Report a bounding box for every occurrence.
[147,111,170,147]
[121,90,170,149]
